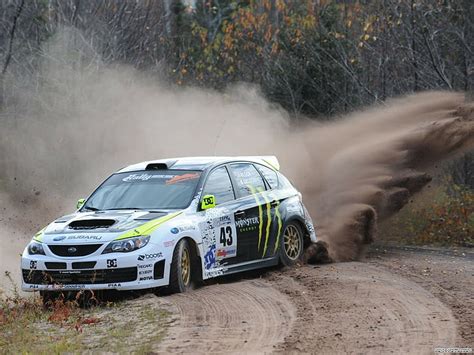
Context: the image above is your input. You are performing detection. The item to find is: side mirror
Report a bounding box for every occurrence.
[76,198,85,210]
[201,195,216,210]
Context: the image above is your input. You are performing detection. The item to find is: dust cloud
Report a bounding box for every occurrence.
[296,93,474,261]
[0,29,473,286]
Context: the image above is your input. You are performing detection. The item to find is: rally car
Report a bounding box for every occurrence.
[21,156,316,294]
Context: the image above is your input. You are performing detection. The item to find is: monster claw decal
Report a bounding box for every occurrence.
[258,187,272,258]
[273,200,282,253]
[247,185,264,251]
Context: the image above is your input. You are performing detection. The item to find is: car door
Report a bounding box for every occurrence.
[198,166,239,273]
[253,163,284,257]
[228,162,276,262]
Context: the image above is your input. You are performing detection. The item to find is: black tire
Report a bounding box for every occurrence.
[167,239,194,294]
[279,221,304,266]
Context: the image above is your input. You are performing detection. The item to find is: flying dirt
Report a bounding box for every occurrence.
[0,30,473,276]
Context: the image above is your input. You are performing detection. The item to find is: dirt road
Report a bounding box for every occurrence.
[1,222,472,353]
[153,246,472,354]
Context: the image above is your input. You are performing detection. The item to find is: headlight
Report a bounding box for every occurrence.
[102,235,150,254]
[28,241,45,255]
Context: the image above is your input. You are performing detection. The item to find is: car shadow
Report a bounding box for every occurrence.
[58,264,282,308]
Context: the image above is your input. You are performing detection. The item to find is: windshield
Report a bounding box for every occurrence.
[83,170,202,211]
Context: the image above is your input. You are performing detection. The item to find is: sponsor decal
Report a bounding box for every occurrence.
[53,235,66,241]
[139,276,153,281]
[107,259,117,268]
[171,223,197,233]
[108,283,121,288]
[122,173,176,182]
[165,173,200,185]
[163,240,174,248]
[139,270,152,275]
[30,261,37,269]
[235,216,259,232]
[66,235,102,241]
[218,215,231,224]
[137,252,163,261]
[205,267,227,278]
[138,263,153,269]
[306,221,315,234]
[204,245,216,270]
[54,284,86,290]
[29,284,39,289]
[216,248,236,259]
[199,206,237,273]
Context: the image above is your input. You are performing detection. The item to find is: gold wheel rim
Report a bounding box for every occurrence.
[283,225,301,261]
[181,247,191,285]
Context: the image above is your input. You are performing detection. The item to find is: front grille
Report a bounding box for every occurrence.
[48,244,102,257]
[72,261,97,269]
[22,267,137,285]
[45,262,67,270]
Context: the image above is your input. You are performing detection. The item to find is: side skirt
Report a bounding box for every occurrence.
[222,257,279,276]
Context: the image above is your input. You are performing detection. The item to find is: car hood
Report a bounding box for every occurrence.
[39,210,178,244]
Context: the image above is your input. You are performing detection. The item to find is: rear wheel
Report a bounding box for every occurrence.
[279,222,304,266]
[168,239,193,293]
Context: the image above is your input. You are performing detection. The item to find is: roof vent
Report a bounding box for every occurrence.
[145,163,169,170]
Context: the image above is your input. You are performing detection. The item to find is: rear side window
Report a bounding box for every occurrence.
[256,165,278,189]
[277,172,293,188]
[202,166,235,205]
[230,163,266,197]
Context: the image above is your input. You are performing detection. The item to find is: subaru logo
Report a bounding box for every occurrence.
[53,235,66,241]
[67,246,77,254]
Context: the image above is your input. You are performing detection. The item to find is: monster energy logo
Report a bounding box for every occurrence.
[246,185,282,258]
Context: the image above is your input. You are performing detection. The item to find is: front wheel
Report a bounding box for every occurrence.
[279,222,304,266]
[168,239,193,293]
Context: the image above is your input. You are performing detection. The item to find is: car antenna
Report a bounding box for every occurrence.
[213,116,228,156]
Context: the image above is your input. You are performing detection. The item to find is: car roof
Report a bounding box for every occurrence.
[117,156,280,173]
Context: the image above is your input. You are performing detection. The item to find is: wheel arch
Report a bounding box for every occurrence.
[286,216,312,249]
[175,236,203,283]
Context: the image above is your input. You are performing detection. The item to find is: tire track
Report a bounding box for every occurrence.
[155,262,458,354]
[269,263,458,354]
[156,279,297,354]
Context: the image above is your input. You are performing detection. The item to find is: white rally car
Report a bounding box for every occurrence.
[22,156,316,295]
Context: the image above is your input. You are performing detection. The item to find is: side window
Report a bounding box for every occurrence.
[277,172,293,188]
[230,163,266,197]
[256,165,278,189]
[202,166,235,205]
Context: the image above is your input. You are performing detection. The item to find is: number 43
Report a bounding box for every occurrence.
[220,226,233,246]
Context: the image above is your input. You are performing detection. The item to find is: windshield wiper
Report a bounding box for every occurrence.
[83,206,100,211]
[102,207,145,211]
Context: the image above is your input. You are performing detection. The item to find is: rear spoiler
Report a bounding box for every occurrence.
[260,156,280,171]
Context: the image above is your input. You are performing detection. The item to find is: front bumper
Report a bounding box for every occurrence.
[21,246,170,291]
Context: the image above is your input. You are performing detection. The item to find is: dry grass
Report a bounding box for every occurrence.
[0,275,170,353]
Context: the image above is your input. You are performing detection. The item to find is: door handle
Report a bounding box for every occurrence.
[235,210,246,218]
[270,200,279,207]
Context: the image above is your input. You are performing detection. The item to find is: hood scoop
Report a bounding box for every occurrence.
[68,219,116,230]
